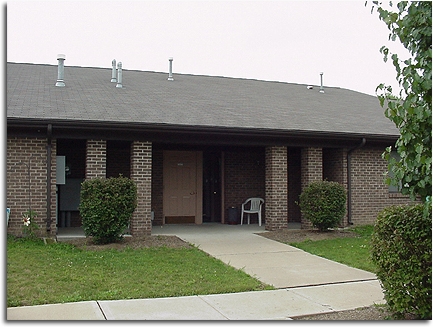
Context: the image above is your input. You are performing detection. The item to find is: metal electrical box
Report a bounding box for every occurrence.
[56,156,66,185]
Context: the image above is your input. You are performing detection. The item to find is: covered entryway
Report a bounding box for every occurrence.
[56,139,86,228]
[154,146,266,227]
[56,139,133,230]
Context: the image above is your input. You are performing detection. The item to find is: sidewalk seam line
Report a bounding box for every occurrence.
[198,296,230,320]
[280,278,379,290]
[214,250,299,256]
[96,301,108,320]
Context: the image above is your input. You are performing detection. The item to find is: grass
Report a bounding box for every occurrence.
[7,235,273,307]
[289,225,377,273]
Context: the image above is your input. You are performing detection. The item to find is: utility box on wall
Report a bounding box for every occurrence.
[56,156,66,185]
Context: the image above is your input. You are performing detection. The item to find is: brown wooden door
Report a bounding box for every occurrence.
[163,151,202,224]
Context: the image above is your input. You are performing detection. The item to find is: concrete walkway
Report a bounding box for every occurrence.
[154,224,377,288]
[7,224,385,320]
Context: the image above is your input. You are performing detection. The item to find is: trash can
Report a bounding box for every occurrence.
[227,207,238,225]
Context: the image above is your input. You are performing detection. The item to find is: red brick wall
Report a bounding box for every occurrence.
[224,149,265,223]
[130,141,152,236]
[7,137,57,236]
[301,147,323,185]
[350,145,417,225]
[265,146,288,230]
[85,140,106,179]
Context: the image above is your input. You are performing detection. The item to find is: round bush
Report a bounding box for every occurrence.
[371,204,432,319]
[79,177,137,244]
[298,180,346,231]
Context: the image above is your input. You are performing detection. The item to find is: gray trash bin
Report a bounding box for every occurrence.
[227,207,238,225]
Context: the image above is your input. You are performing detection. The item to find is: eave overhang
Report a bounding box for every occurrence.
[7,117,398,148]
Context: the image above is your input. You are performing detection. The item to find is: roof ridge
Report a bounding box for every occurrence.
[7,61,346,91]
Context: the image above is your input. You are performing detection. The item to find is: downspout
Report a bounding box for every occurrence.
[46,124,52,232]
[347,137,366,225]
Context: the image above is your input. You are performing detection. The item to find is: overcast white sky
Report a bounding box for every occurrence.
[7,0,409,96]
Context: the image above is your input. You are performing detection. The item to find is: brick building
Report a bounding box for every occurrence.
[6,61,415,237]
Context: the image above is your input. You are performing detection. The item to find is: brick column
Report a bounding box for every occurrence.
[130,141,152,236]
[85,140,106,179]
[265,146,288,230]
[48,139,57,234]
[301,147,323,228]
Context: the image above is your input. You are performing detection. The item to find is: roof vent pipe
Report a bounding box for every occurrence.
[168,57,174,81]
[319,72,324,93]
[116,62,123,88]
[111,59,117,82]
[55,54,66,87]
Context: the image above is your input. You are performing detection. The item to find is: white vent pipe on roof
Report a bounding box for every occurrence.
[116,62,123,88]
[168,57,174,81]
[111,59,117,82]
[55,54,66,87]
[319,72,324,93]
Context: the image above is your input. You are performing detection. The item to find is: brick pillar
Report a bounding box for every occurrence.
[341,150,349,227]
[301,147,323,228]
[48,139,57,235]
[130,141,152,236]
[265,146,288,230]
[85,140,106,179]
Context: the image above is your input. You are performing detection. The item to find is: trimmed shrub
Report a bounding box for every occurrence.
[298,180,346,231]
[79,177,137,244]
[371,204,432,319]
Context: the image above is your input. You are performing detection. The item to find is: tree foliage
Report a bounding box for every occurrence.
[370,1,432,202]
[369,3,432,319]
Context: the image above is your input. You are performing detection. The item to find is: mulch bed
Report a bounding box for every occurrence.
[61,235,192,251]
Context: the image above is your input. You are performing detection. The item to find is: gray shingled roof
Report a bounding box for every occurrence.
[7,62,398,138]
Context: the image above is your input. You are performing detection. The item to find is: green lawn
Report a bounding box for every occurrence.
[7,226,377,307]
[7,236,272,307]
[289,225,377,273]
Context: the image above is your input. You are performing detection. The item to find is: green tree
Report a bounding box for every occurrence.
[370,1,432,204]
[369,2,432,319]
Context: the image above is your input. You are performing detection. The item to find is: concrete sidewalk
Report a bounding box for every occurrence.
[154,224,378,288]
[7,280,384,320]
[7,224,385,320]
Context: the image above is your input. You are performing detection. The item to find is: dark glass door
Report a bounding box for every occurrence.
[203,151,221,222]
